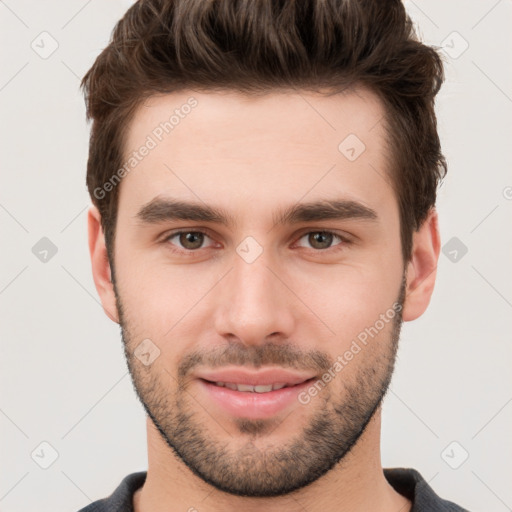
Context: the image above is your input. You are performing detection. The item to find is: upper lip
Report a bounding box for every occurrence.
[196,367,316,386]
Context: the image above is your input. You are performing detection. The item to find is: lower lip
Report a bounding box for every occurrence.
[198,379,314,420]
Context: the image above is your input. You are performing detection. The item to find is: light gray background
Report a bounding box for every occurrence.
[1,1,511,511]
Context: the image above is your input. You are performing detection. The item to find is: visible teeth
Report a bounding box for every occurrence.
[212,381,291,392]
[236,384,255,392]
[254,385,273,393]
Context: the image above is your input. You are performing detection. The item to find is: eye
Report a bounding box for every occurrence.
[295,231,348,251]
[164,230,216,251]
[161,229,350,255]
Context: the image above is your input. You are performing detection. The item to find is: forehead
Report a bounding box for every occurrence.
[125,86,388,155]
[119,87,394,220]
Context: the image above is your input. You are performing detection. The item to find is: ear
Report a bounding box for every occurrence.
[87,205,120,323]
[402,208,441,322]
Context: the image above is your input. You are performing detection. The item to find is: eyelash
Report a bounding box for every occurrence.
[161,229,352,255]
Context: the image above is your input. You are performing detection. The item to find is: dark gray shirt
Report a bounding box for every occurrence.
[76,468,469,511]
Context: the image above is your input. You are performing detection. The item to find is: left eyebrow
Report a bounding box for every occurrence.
[134,196,379,228]
[273,199,378,225]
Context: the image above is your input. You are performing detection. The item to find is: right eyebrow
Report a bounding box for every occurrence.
[135,197,237,227]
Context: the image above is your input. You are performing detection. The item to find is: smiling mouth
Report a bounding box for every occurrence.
[200,378,316,393]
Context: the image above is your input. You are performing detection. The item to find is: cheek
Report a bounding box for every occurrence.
[290,260,402,333]
[115,256,221,340]
[322,306,401,388]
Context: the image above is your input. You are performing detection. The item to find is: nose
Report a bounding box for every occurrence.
[213,247,296,347]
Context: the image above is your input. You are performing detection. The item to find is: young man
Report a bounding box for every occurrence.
[80,0,469,510]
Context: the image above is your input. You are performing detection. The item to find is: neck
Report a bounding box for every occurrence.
[134,408,410,512]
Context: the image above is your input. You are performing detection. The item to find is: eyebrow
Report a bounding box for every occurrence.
[135,196,378,228]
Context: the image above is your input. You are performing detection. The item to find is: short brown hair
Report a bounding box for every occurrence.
[82,0,447,267]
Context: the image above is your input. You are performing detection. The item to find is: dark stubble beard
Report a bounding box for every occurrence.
[114,275,406,497]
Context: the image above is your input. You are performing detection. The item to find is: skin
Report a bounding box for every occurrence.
[88,87,440,512]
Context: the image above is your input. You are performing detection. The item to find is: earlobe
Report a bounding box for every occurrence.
[87,205,120,324]
[402,208,441,322]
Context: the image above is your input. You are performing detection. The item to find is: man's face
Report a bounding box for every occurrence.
[111,88,406,496]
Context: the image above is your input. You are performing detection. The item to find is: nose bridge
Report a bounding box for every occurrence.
[213,245,295,344]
